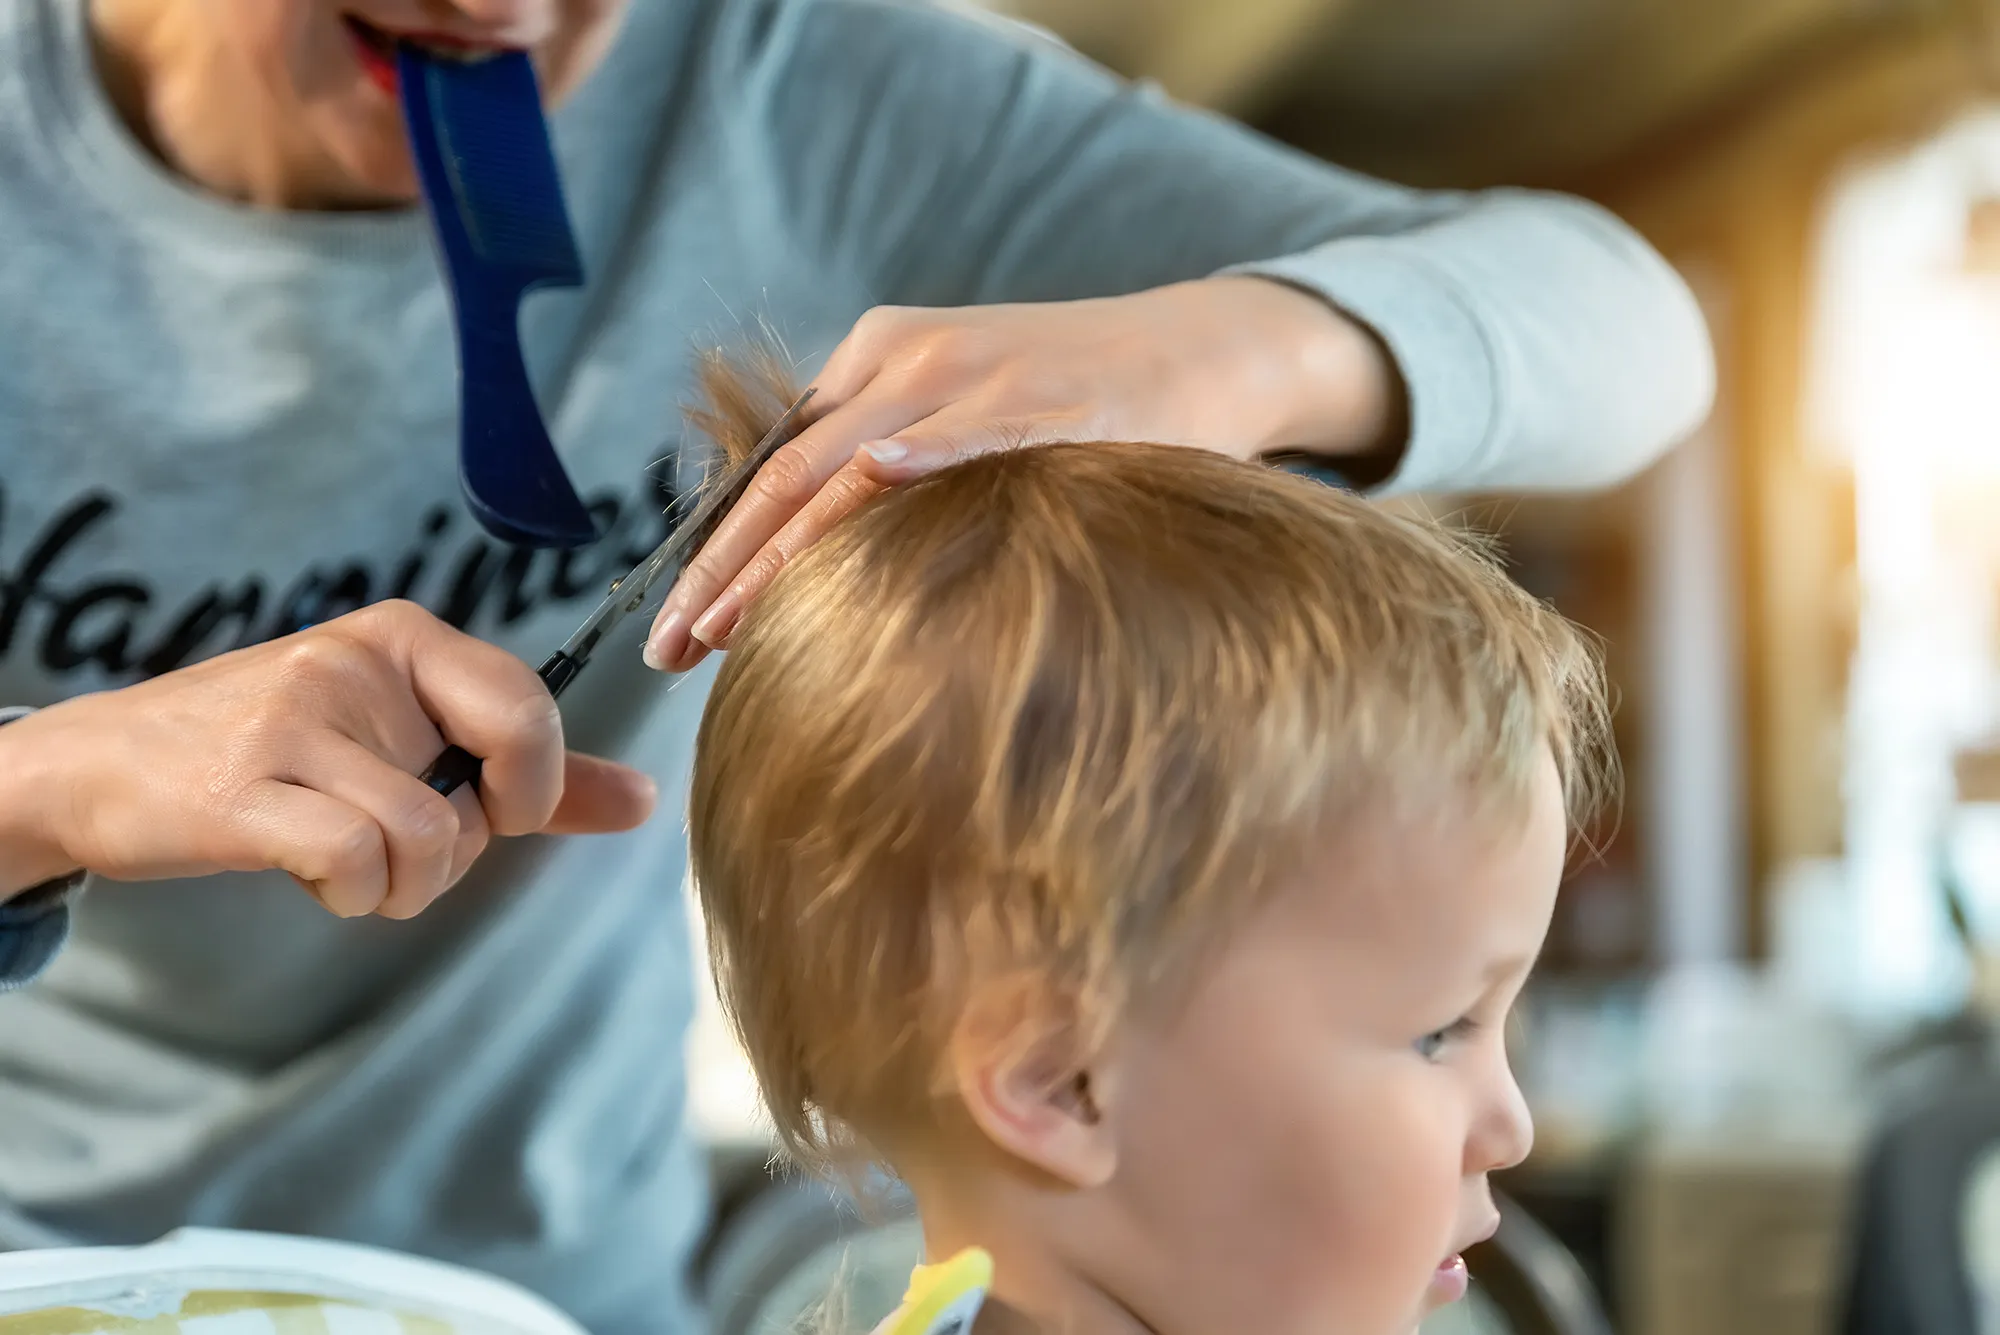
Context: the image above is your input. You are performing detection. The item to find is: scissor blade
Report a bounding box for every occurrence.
[556,386,817,661]
[668,385,820,575]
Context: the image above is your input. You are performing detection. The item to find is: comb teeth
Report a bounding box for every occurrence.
[410,49,584,278]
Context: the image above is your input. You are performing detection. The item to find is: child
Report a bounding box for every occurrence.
[686,356,1613,1335]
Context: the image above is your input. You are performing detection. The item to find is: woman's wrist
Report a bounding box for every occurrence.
[0,711,83,902]
[1206,276,1411,482]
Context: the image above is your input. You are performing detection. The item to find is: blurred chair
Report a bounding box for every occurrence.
[699,1162,1612,1335]
[1837,1062,2000,1335]
[1834,748,2000,1333]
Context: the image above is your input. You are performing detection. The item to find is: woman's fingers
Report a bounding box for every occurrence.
[240,778,393,919]
[668,460,884,671]
[286,735,491,919]
[648,394,923,670]
[852,413,1050,484]
[376,603,570,838]
[678,412,1052,666]
[4,599,653,921]
[646,306,975,670]
[651,405,1074,671]
[641,301,1142,676]
[245,745,646,921]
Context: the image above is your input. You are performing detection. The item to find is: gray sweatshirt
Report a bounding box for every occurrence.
[0,0,1714,1329]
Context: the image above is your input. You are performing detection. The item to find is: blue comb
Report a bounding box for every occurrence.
[397,45,599,549]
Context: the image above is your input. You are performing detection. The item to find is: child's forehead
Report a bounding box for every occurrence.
[1233,768,1567,989]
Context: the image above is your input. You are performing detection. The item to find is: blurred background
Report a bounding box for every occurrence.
[693,3,2000,1332]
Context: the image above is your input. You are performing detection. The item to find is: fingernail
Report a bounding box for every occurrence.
[690,596,740,648]
[644,609,686,672]
[862,440,906,464]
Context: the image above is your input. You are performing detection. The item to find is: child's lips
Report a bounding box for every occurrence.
[1429,1213,1501,1305]
[1430,1253,1471,1305]
[1432,1207,1504,1303]
[1453,1213,1501,1256]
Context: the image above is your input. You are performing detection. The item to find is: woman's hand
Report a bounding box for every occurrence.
[0,601,656,919]
[644,276,1402,672]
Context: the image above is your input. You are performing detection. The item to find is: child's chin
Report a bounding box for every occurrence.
[1417,1253,1471,1318]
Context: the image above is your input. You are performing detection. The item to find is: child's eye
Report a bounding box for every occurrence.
[1415,1017,1481,1061]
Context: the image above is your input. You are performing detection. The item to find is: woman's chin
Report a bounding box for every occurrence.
[319,125,421,208]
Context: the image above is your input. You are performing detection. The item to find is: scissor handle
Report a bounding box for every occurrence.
[418,650,581,798]
[421,744,483,797]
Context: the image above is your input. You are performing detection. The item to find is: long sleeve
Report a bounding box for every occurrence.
[722,0,1715,495]
[0,706,79,989]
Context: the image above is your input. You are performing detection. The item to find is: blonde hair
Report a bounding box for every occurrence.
[686,351,1614,1169]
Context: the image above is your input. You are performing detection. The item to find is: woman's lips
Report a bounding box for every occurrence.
[344,18,399,96]
[342,16,517,98]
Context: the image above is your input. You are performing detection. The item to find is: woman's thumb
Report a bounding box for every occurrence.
[543,752,658,835]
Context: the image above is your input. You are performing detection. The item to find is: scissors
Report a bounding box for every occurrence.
[419,387,817,797]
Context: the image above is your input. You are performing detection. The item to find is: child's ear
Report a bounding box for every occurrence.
[947,981,1117,1189]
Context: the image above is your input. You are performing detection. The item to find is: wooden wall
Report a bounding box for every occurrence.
[1581,19,1988,948]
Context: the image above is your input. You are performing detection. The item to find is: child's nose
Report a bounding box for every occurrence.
[1466,1065,1536,1175]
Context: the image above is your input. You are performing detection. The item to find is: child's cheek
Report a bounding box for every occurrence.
[1304,1086,1468,1332]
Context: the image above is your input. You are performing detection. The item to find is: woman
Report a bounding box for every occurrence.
[0,1,1712,1331]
